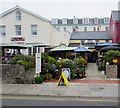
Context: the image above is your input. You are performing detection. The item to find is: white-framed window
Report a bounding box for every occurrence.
[16,11,21,21]
[94,17,98,24]
[0,26,6,36]
[62,18,67,24]
[104,17,110,24]
[15,25,21,35]
[105,27,109,31]
[97,27,99,31]
[73,18,78,24]
[31,25,37,36]
[93,27,96,31]
[51,18,58,24]
[82,18,89,24]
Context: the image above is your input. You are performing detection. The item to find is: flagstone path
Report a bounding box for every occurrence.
[85,63,106,80]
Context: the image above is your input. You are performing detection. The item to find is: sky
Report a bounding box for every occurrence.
[0,0,119,20]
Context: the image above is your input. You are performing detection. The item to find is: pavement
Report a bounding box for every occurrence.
[1,63,120,98]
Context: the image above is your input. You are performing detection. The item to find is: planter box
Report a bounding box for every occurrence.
[106,65,117,78]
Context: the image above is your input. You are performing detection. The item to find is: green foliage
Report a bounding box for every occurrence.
[9,54,35,64]
[98,64,105,71]
[76,57,87,67]
[47,56,56,64]
[76,68,84,74]
[45,73,52,80]
[34,75,45,84]
[105,50,120,64]
[17,60,35,71]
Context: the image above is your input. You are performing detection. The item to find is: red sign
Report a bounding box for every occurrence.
[11,37,25,41]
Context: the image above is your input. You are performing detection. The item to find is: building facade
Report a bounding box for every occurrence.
[110,11,120,43]
[51,17,110,33]
[0,6,71,55]
[69,31,112,48]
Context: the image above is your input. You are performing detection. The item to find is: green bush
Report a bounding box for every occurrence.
[9,54,35,64]
[17,60,35,71]
[98,64,105,71]
[34,75,45,84]
[47,56,56,64]
[105,50,120,64]
[76,57,86,67]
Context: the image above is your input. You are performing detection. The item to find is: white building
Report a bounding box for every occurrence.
[51,17,110,33]
[0,5,71,55]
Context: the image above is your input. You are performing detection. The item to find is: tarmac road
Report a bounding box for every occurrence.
[1,95,120,107]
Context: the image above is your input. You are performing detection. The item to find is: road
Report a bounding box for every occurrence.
[1,95,120,107]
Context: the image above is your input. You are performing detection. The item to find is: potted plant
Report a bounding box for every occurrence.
[45,73,52,80]
[77,68,85,78]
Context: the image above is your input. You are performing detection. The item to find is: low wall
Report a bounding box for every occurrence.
[1,64,35,84]
[106,65,118,78]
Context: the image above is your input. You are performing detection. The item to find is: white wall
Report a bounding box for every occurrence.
[0,8,71,47]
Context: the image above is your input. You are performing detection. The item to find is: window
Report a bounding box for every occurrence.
[31,25,37,36]
[82,18,89,24]
[51,18,58,24]
[97,27,99,31]
[104,17,110,24]
[73,18,78,24]
[62,18,67,24]
[94,17,98,24]
[84,27,87,31]
[94,27,96,31]
[15,25,21,35]
[105,27,109,31]
[16,11,21,21]
[0,26,6,36]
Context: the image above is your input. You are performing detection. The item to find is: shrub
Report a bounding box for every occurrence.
[98,64,105,71]
[17,60,35,71]
[105,50,120,64]
[9,54,35,64]
[34,75,45,84]
[47,56,56,64]
[76,57,87,67]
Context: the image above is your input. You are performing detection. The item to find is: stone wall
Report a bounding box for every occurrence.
[106,65,118,78]
[1,64,35,84]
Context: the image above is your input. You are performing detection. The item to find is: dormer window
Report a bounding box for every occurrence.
[82,18,89,24]
[104,17,110,24]
[94,17,98,24]
[62,18,67,24]
[51,18,58,24]
[73,18,78,24]
[16,11,21,21]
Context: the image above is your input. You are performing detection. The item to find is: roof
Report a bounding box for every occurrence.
[70,31,112,40]
[111,11,120,22]
[0,5,50,22]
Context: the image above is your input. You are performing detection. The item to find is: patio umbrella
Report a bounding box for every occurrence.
[74,46,93,52]
[0,43,27,49]
[95,43,120,50]
[100,45,120,52]
[50,45,76,52]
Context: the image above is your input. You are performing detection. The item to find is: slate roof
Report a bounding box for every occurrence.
[70,31,112,40]
[0,5,50,22]
[111,11,120,22]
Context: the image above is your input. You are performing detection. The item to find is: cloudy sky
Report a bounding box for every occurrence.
[0,0,119,20]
